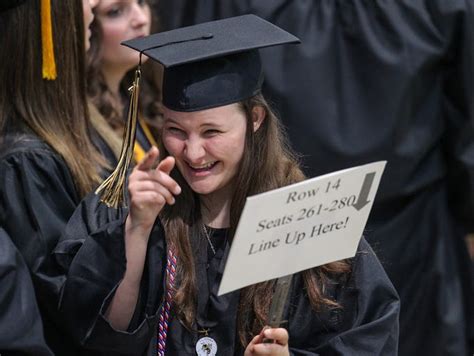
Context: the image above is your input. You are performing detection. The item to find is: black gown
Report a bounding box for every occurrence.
[0,127,117,355]
[0,228,53,356]
[156,1,474,355]
[55,193,400,355]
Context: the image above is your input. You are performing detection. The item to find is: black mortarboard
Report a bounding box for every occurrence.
[97,15,300,208]
[122,14,300,112]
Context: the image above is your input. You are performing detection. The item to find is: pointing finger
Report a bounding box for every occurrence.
[156,156,175,175]
[136,146,159,171]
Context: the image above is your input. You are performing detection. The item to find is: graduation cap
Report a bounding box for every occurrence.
[122,14,300,112]
[96,15,300,207]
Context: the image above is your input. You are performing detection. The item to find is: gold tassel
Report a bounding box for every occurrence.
[95,69,141,208]
[41,0,57,80]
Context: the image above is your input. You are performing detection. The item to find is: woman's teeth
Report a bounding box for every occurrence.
[189,162,217,171]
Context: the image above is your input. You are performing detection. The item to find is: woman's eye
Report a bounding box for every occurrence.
[106,6,124,18]
[166,127,183,134]
[137,0,147,6]
[204,129,220,136]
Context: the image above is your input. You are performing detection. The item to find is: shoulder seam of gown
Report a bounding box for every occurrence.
[0,145,62,162]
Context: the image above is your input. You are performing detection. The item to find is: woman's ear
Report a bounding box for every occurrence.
[252,106,266,132]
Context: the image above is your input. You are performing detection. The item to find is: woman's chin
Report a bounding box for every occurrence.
[188,183,215,196]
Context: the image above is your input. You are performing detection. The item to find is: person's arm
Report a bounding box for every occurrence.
[56,148,180,353]
[104,147,180,330]
[57,204,157,354]
[103,220,154,330]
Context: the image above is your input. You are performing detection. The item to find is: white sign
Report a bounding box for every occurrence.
[218,161,386,296]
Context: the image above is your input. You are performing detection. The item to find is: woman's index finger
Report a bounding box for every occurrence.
[136,146,160,171]
[156,156,175,175]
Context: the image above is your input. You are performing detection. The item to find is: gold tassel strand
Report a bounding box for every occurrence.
[95,69,141,208]
[41,0,57,80]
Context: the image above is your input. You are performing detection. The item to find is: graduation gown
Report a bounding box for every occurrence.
[156,1,474,354]
[0,128,117,355]
[55,194,399,355]
[0,228,53,356]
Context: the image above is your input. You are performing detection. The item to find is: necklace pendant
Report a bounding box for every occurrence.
[195,336,217,356]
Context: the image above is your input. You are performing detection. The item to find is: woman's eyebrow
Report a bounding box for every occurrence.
[163,118,180,125]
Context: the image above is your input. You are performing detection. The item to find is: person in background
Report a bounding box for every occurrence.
[156,1,474,355]
[0,0,118,354]
[55,16,399,355]
[87,0,163,163]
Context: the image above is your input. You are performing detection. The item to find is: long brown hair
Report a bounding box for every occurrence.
[159,94,351,346]
[86,0,163,134]
[0,0,108,197]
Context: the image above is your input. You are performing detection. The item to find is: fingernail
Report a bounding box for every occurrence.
[175,186,181,194]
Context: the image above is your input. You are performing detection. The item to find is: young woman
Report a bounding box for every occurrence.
[56,16,400,355]
[87,0,162,162]
[0,0,118,354]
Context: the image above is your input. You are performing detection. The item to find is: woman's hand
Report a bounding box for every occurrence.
[126,146,181,234]
[244,327,290,356]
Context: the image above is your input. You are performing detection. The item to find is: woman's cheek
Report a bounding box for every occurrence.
[162,136,181,156]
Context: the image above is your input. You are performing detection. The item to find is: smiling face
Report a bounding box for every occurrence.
[94,0,151,72]
[162,104,248,200]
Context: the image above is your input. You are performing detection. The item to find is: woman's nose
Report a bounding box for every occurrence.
[131,3,150,28]
[184,138,206,163]
[89,0,99,9]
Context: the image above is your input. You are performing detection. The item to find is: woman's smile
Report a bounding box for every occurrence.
[186,160,219,176]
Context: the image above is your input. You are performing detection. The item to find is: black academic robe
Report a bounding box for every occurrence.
[156,1,474,355]
[0,228,53,356]
[0,128,117,355]
[55,193,399,355]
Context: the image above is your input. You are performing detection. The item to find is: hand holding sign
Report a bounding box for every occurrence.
[244,328,290,356]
